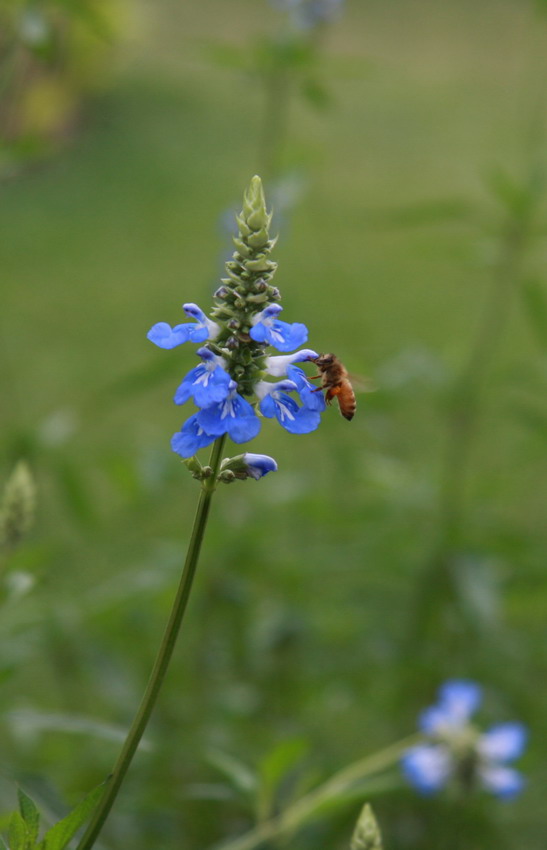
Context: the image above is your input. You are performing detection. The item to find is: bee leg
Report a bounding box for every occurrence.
[326,386,341,403]
[308,374,322,380]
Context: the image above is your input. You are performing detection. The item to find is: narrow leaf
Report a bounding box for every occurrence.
[8,811,28,850]
[17,788,40,844]
[40,783,106,850]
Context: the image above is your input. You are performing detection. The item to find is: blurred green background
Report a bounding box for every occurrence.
[1,0,546,847]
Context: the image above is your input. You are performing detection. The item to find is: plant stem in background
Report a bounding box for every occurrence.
[76,435,227,850]
[410,168,542,650]
[217,736,417,850]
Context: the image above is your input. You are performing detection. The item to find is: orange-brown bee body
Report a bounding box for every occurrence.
[310,353,356,420]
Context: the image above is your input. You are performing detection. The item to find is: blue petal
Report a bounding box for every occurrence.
[438,680,482,721]
[193,367,232,408]
[174,362,232,409]
[171,415,216,458]
[259,394,278,419]
[249,322,268,344]
[419,705,459,735]
[479,765,525,799]
[196,404,227,436]
[288,365,326,411]
[478,723,528,763]
[401,744,451,795]
[283,407,321,434]
[174,368,200,406]
[197,394,261,444]
[227,405,261,444]
[250,319,308,352]
[147,322,191,349]
[186,325,210,343]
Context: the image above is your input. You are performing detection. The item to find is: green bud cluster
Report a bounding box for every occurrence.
[210,176,280,396]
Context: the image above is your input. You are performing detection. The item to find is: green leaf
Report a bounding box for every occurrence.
[350,803,383,850]
[206,749,257,798]
[257,738,308,819]
[39,783,106,850]
[17,788,40,844]
[8,811,29,850]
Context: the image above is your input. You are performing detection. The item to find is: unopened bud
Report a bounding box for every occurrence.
[0,461,36,551]
[350,804,383,850]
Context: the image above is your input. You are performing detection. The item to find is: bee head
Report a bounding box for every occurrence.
[315,353,335,366]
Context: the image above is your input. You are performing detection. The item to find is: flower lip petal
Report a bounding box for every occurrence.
[147,322,190,349]
[171,415,216,458]
[478,764,525,799]
[478,723,528,763]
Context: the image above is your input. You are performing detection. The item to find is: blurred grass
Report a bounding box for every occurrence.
[1,0,547,848]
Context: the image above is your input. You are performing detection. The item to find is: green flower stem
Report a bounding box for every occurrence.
[76,435,227,850]
[217,735,419,850]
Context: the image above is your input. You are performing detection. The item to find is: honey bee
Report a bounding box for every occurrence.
[309,353,356,420]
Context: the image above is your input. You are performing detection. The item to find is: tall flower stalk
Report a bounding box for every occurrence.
[76,176,326,850]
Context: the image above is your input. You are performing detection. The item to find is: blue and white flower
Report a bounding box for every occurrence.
[174,348,231,409]
[256,380,322,434]
[147,303,220,349]
[196,383,261,444]
[265,349,319,377]
[402,680,527,799]
[250,304,308,352]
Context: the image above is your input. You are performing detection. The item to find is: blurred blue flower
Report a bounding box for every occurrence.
[174,348,231,408]
[268,0,345,29]
[402,680,527,799]
[250,304,308,352]
[257,379,322,434]
[147,303,220,349]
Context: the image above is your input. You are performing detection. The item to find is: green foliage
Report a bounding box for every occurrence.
[1,1,547,849]
[2,785,106,850]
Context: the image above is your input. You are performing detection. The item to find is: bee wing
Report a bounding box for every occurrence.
[348,373,377,393]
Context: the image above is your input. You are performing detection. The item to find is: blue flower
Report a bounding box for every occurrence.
[196,383,261,444]
[265,349,319,377]
[171,414,216,458]
[256,380,322,434]
[402,680,527,799]
[147,303,220,349]
[242,453,278,479]
[268,0,345,29]
[250,304,308,352]
[174,348,232,409]
[287,364,326,411]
